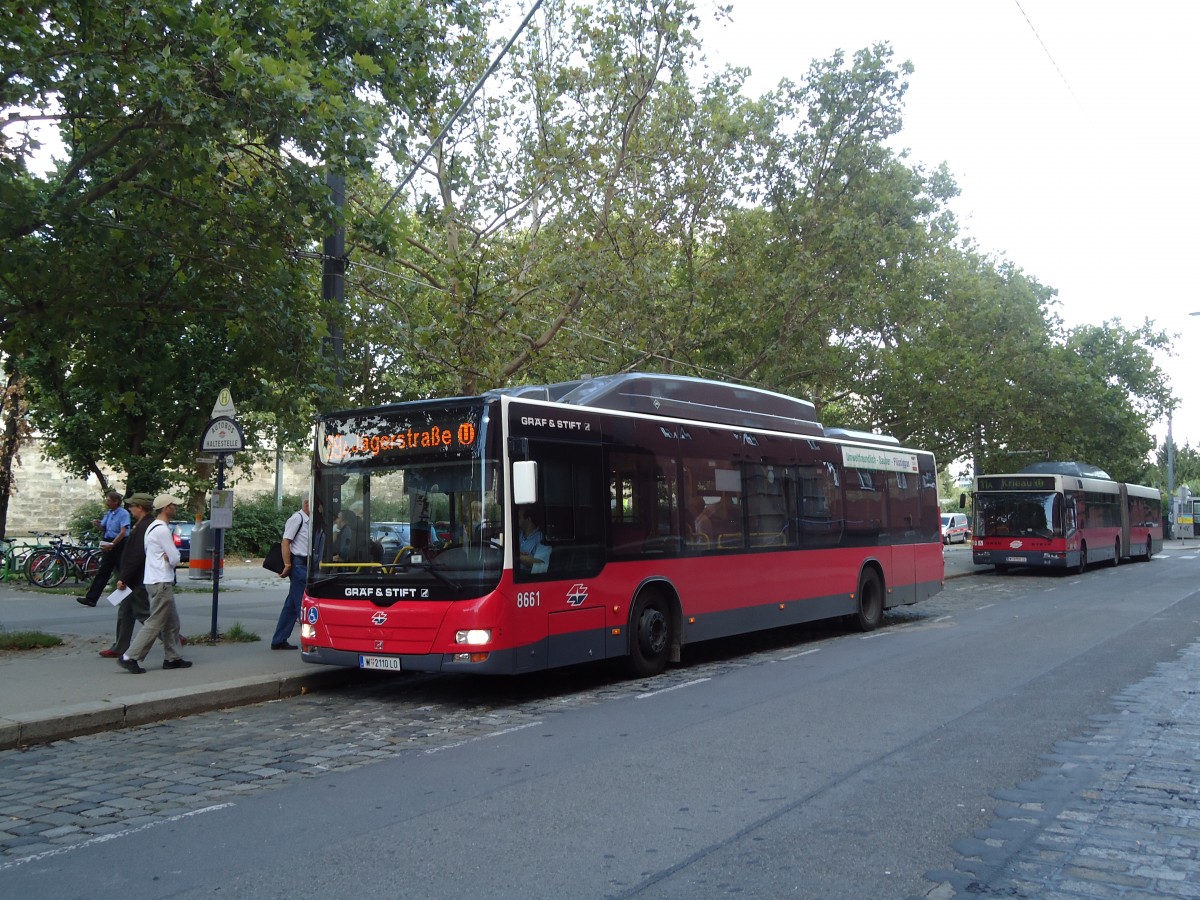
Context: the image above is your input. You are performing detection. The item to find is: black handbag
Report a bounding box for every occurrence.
[262,541,286,574]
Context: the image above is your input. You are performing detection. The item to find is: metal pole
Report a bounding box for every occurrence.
[1166,414,1176,539]
[210,455,224,641]
[323,172,345,390]
[274,425,284,511]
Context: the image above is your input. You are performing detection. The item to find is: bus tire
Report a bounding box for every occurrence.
[1110,540,1120,567]
[627,589,672,678]
[1140,537,1153,562]
[852,568,884,632]
[1076,543,1087,576]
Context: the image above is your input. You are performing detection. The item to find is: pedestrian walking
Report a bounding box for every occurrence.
[99,492,154,659]
[118,493,190,674]
[77,490,131,607]
[271,498,310,650]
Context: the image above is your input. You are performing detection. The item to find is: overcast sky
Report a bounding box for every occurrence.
[696,0,1200,459]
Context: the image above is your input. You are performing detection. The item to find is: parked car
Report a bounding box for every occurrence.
[941,513,969,545]
[170,520,194,564]
[369,522,439,561]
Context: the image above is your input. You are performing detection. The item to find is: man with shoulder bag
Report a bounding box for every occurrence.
[118,493,190,674]
[271,498,310,650]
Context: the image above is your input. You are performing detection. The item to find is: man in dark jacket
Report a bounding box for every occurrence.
[98,493,155,659]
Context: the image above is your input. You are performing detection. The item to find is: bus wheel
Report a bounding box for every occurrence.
[628,590,671,678]
[853,569,884,632]
[1141,537,1153,562]
[1111,540,1120,567]
[1076,544,1087,576]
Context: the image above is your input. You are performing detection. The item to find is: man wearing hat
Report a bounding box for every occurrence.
[77,490,131,607]
[119,492,191,674]
[99,492,154,659]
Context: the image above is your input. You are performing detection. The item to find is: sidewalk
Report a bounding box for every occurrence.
[0,562,368,750]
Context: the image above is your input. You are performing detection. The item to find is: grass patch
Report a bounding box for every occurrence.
[186,621,261,645]
[0,630,65,651]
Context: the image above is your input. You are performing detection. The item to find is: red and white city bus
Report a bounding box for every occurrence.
[970,462,1163,574]
[300,374,944,676]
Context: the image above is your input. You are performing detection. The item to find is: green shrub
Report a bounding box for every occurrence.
[224,493,303,556]
[68,500,107,542]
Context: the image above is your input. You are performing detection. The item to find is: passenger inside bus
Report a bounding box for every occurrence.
[452,500,494,547]
[332,508,363,562]
[517,507,551,574]
[688,495,714,541]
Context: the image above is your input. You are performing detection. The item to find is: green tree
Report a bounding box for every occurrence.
[1,0,477,500]
[345,0,759,397]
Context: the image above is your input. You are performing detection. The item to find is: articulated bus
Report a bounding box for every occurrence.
[300,373,944,677]
[971,462,1163,574]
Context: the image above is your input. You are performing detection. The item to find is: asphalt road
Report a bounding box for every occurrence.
[1,545,1197,898]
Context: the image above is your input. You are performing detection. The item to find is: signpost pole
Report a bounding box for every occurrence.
[199,388,244,643]
[210,454,224,641]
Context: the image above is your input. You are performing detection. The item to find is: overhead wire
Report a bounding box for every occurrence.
[1012,0,1082,108]
[376,0,544,219]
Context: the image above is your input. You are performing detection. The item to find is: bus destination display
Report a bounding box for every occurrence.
[319,409,481,464]
[976,475,1057,492]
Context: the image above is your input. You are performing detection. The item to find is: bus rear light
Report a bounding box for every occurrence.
[455,629,491,646]
[301,623,317,640]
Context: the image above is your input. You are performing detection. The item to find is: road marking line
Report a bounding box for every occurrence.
[0,804,233,871]
[779,648,821,661]
[423,720,543,754]
[636,677,711,699]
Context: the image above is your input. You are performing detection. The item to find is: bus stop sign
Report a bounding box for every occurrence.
[200,415,245,453]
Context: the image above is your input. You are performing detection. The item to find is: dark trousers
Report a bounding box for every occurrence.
[84,543,125,602]
[271,557,307,646]
[111,584,150,655]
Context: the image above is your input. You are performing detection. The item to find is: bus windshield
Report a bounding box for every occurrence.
[974,492,1061,539]
[309,402,504,600]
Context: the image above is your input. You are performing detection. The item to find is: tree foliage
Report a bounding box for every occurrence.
[1,0,475,498]
[0,0,1175,507]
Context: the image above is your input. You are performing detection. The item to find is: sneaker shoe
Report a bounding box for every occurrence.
[117,657,146,674]
[76,597,98,607]
[162,658,193,670]
[271,642,298,650]
[98,648,119,658]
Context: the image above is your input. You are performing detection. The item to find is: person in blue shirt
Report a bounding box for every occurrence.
[517,507,551,574]
[77,490,132,607]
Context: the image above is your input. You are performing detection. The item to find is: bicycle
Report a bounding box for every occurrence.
[0,535,40,582]
[25,533,105,588]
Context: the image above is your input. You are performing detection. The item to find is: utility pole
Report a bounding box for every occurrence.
[324,172,346,390]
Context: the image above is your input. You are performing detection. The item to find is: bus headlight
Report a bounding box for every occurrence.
[455,629,491,646]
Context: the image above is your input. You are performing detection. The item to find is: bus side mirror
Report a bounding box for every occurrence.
[512,460,538,505]
[959,493,967,509]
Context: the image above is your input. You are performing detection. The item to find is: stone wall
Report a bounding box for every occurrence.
[5,440,311,534]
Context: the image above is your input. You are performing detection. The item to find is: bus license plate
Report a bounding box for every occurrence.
[1006,556,1025,563]
[360,655,401,671]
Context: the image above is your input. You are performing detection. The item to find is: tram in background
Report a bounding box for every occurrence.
[971,461,1162,574]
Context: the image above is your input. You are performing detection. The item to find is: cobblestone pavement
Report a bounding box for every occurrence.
[0,586,970,869]
[919,630,1200,898]
[4,570,1199,900]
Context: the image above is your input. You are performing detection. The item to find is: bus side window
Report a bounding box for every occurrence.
[521,443,603,581]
